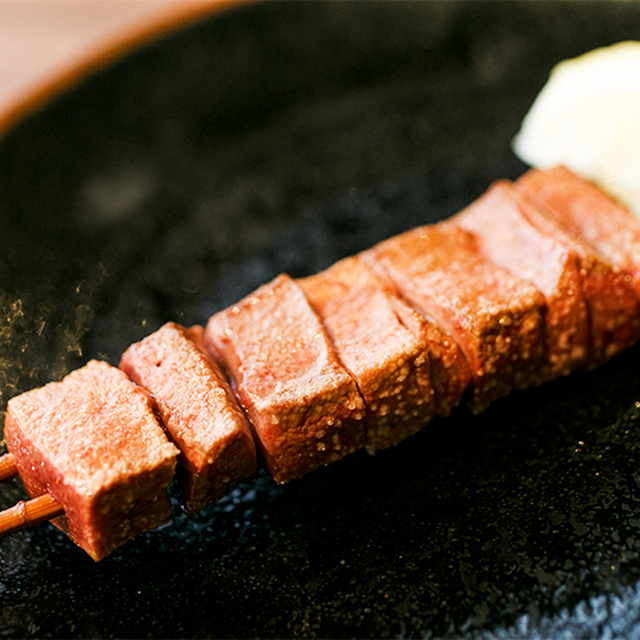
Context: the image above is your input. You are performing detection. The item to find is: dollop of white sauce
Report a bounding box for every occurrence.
[513,40,640,217]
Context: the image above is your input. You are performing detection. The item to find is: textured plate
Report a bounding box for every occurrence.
[3,2,640,637]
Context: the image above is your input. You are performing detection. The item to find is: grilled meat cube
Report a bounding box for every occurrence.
[517,168,640,364]
[362,222,546,412]
[455,180,589,379]
[387,291,471,418]
[298,257,436,453]
[120,322,257,514]
[204,274,366,483]
[4,360,178,561]
[518,166,640,299]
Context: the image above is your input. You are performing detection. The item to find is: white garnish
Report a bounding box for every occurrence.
[513,41,640,216]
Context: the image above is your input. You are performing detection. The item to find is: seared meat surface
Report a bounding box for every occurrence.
[120,322,257,514]
[362,222,546,412]
[299,257,435,453]
[455,181,589,379]
[5,166,640,560]
[4,361,178,560]
[205,274,366,482]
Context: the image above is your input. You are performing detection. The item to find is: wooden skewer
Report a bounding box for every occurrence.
[0,452,18,482]
[0,494,64,536]
[0,452,64,536]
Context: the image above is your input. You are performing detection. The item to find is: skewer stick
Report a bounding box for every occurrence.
[0,494,64,536]
[0,453,18,481]
[0,452,64,536]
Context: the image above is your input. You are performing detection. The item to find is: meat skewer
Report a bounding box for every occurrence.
[2,360,179,560]
[205,273,367,483]
[453,180,640,376]
[0,452,18,482]
[361,220,547,412]
[517,166,640,297]
[453,181,590,380]
[2,166,640,560]
[120,322,257,514]
[297,256,469,453]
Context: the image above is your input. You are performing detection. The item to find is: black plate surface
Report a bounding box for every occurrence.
[3,2,640,638]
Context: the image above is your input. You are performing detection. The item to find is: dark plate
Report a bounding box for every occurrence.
[3,2,640,638]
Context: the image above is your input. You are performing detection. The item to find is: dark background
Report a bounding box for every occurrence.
[2,2,640,637]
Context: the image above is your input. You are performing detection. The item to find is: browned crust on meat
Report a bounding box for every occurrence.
[4,361,178,561]
[454,180,589,379]
[517,166,640,297]
[516,169,640,365]
[204,274,366,482]
[298,257,435,453]
[388,294,471,417]
[119,322,257,514]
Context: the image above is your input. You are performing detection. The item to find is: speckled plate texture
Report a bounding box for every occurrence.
[2,2,640,638]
